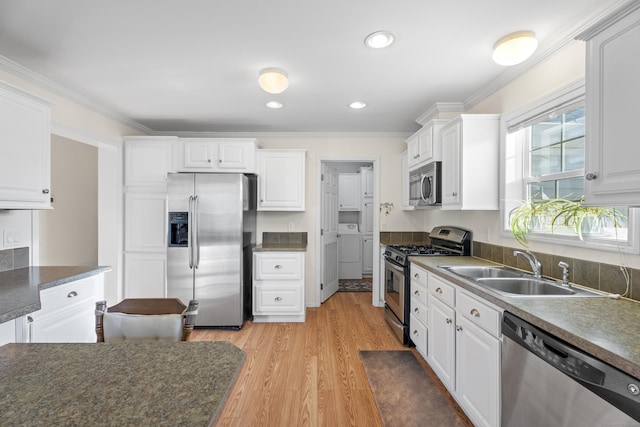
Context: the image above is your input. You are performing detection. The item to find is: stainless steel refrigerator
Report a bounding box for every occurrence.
[167,173,256,328]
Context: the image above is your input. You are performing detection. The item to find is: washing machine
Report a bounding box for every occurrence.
[338,223,362,279]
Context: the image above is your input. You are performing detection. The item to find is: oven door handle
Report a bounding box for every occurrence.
[385,259,406,275]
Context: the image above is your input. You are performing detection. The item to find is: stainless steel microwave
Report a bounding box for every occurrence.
[409,161,441,208]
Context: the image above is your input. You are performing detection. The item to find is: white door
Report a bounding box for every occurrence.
[321,163,339,302]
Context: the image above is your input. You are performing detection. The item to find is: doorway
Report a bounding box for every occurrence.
[316,157,382,307]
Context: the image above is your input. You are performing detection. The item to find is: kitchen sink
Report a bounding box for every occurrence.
[439,265,605,297]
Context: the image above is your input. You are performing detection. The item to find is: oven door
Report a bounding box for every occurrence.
[384,258,406,323]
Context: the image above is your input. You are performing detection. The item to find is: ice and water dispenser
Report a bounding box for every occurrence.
[168,212,189,247]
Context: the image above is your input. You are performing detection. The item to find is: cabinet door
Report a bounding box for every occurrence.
[125,192,168,252]
[0,319,16,346]
[217,140,255,172]
[406,136,420,169]
[428,297,456,390]
[338,173,360,210]
[441,120,461,208]
[29,304,97,343]
[456,315,500,427]
[361,168,374,198]
[124,253,167,298]
[417,126,434,164]
[582,5,640,205]
[362,236,374,275]
[124,137,174,187]
[257,150,306,211]
[360,200,374,234]
[0,83,51,209]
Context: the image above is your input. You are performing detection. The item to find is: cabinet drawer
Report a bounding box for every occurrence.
[428,273,455,307]
[410,264,427,287]
[254,285,303,313]
[411,281,428,306]
[254,252,303,280]
[38,277,98,316]
[410,313,428,357]
[457,291,501,337]
[410,297,428,326]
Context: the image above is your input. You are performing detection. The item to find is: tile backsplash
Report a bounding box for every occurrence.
[0,247,29,272]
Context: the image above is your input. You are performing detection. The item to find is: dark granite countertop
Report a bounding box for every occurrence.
[0,266,110,324]
[409,256,640,380]
[0,341,245,426]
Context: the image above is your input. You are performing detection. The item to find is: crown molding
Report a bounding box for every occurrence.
[576,0,640,40]
[0,54,153,135]
[153,130,413,139]
[415,102,465,126]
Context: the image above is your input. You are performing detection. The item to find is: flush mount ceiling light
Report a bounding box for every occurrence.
[258,68,289,94]
[349,101,367,110]
[364,31,395,49]
[265,101,283,109]
[492,31,538,66]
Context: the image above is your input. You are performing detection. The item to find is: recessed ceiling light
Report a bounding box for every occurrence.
[364,31,395,49]
[349,101,367,110]
[492,31,538,66]
[265,101,283,109]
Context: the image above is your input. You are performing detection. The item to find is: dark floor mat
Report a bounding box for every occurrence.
[360,350,470,427]
[338,279,372,292]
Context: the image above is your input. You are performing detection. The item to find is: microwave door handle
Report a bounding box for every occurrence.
[420,174,428,202]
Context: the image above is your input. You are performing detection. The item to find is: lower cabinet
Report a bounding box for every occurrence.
[0,319,16,346]
[409,264,429,359]
[362,235,374,277]
[27,275,104,343]
[253,251,305,322]
[426,270,501,427]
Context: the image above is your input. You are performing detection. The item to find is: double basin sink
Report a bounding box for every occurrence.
[439,265,604,297]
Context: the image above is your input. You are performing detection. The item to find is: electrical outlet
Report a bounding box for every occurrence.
[288,222,294,232]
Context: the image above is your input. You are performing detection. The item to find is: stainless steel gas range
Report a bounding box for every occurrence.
[383,226,472,345]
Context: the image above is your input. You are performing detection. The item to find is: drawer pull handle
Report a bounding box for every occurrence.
[445,318,452,324]
[414,290,420,296]
[470,308,480,317]
[456,325,463,332]
[274,296,283,302]
[414,308,420,314]
[67,291,78,298]
[274,265,283,270]
[435,287,443,294]
[414,273,420,279]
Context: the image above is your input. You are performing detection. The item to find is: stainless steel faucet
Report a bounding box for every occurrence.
[513,250,543,278]
[558,261,571,287]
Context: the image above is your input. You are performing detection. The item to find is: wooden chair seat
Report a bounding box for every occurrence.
[95,298,198,342]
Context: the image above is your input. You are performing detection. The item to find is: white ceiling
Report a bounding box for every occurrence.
[0,0,627,134]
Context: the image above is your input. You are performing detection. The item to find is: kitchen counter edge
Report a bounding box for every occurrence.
[409,255,640,380]
[0,266,111,324]
[253,244,307,252]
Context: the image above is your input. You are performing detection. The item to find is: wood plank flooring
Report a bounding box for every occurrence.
[191,292,471,427]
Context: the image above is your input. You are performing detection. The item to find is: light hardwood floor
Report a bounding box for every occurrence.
[191,292,470,427]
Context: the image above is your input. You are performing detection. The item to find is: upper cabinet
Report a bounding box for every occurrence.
[0,82,52,209]
[124,136,176,188]
[440,114,500,210]
[338,173,361,211]
[577,2,640,206]
[257,149,306,211]
[406,119,450,171]
[176,138,257,173]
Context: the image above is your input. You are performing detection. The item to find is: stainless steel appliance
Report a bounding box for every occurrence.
[409,161,441,208]
[384,226,472,345]
[502,312,640,426]
[167,173,256,328]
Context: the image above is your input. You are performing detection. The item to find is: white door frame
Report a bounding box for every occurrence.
[315,156,383,307]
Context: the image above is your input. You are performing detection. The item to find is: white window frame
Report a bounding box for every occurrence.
[499,79,639,254]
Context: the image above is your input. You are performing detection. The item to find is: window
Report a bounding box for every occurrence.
[502,80,636,251]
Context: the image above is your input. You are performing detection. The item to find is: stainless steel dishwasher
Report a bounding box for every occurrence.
[502,312,640,426]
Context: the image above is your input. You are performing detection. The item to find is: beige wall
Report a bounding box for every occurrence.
[39,135,98,266]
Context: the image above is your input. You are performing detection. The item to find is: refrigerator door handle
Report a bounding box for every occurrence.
[188,195,194,269]
[194,195,200,268]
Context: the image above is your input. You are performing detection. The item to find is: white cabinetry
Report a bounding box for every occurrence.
[440,114,499,210]
[409,263,429,359]
[426,271,501,427]
[28,275,104,343]
[176,138,256,173]
[0,319,16,346]
[123,136,175,298]
[362,236,374,277]
[401,150,413,210]
[253,251,305,322]
[578,3,640,206]
[0,82,52,209]
[406,119,449,171]
[359,167,374,276]
[257,149,306,211]
[338,173,360,211]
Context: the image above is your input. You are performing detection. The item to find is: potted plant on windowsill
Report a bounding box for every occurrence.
[508,197,625,246]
